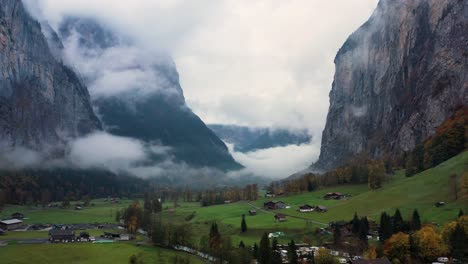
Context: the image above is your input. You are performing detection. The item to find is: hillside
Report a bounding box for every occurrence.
[315,0,468,170]
[165,151,467,245]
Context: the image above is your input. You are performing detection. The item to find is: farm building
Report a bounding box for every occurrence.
[323,192,346,200]
[104,232,131,241]
[299,204,314,212]
[11,212,24,219]
[265,192,276,198]
[351,258,391,264]
[248,209,257,216]
[264,201,286,210]
[49,229,76,242]
[314,205,328,212]
[274,214,286,222]
[0,219,23,230]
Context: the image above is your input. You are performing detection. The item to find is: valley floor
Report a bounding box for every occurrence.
[0,151,466,263]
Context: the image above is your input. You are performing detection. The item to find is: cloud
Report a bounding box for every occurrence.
[226,139,321,179]
[68,132,147,169]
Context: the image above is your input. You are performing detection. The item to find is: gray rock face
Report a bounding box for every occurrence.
[315,0,467,170]
[58,17,242,170]
[0,0,101,150]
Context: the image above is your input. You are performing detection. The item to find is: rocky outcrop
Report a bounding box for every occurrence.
[315,0,467,170]
[0,0,101,151]
[59,17,242,170]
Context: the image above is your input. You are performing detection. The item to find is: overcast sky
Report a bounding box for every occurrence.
[24,0,379,178]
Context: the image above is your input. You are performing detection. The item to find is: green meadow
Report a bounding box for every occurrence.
[0,243,204,264]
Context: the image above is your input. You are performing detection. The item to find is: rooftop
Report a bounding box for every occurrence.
[0,219,23,225]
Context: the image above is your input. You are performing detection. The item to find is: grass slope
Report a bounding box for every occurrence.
[0,243,204,264]
[171,152,467,246]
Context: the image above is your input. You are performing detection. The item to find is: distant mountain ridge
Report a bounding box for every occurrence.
[314,0,467,171]
[58,17,242,170]
[209,124,311,153]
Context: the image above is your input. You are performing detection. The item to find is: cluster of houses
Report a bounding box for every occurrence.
[47,228,131,243]
[272,243,391,264]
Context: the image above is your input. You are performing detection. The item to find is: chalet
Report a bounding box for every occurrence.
[274,214,286,222]
[314,205,328,212]
[104,232,121,239]
[103,232,130,241]
[264,201,286,210]
[248,209,257,216]
[0,219,23,230]
[299,204,314,212]
[351,258,391,264]
[324,192,346,200]
[11,212,24,219]
[49,229,75,242]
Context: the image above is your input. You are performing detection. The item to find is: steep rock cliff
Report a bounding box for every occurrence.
[59,17,242,170]
[315,0,467,170]
[0,0,101,151]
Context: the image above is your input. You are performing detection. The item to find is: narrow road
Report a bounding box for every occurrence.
[245,201,329,226]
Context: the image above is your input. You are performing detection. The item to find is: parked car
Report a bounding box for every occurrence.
[338,258,348,264]
[437,257,449,263]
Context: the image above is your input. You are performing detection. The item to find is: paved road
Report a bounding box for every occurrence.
[245,201,329,226]
[0,238,50,244]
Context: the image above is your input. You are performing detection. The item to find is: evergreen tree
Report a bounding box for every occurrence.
[410,209,421,231]
[307,180,314,192]
[359,217,369,242]
[252,243,259,259]
[241,214,247,233]
[287,240,298,264]
[393,209,404,234]
[271,238,282,264]
[239,240,245,248]
[379,212,393,242]
[308,251,315,264]
[458,209,464,218]
[333,224,342,246]
[258,233,270,264]
[352,212,361,234]
[449,223,466,260]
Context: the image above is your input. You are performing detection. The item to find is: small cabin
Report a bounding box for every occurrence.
[248,209,257,216]
[264,201,286,210]
[0,219,23,230]
[324,192,346,200]
[11,212,24,219]
[274,214,286,222]
[314,205,328,212]
[435,201,445,207]
[49,229,76,242]
[299,204,314,212]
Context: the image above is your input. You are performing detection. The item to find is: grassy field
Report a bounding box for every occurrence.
[163,151,468,246]
[0,243,204,264]
[0,199,135,224]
